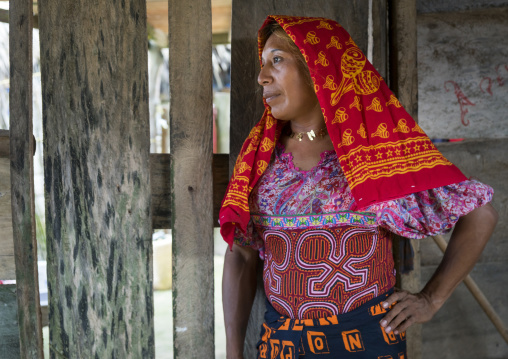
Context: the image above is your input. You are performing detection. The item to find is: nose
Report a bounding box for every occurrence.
[257,64,272,86]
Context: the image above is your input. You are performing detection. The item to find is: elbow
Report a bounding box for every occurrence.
[473,202,499,245]
[483,202,499,228]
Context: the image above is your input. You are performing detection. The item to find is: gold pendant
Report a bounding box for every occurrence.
[307,130,316,141]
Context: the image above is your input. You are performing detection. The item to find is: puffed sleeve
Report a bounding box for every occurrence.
[233,218,265,259]
[365,179,494,239]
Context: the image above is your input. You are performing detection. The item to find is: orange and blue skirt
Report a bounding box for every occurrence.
[257,291,407,359]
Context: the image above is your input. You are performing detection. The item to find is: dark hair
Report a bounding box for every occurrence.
[259,20,314,88]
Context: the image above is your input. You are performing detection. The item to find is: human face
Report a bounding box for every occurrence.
[258,35,320,122]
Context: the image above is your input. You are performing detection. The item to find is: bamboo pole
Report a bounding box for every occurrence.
[432,234,508,344]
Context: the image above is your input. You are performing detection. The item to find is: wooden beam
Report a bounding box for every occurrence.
[0,130,37,158]
[151,153,228,229]
[0,9,39,28]
[168,0,215,357]
[9,0,44,357]
[38,0,154,356]
[0,158,15,281]
[372,0,388,81]
[0,285,20,357]
[0,147,228,235]
[388,0,421,358]
[389,0,418,120]
[0,9,8,24]
[146,0,231,35]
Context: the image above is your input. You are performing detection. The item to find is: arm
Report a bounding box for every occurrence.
[380,203,498,335]
[222,243,259,359]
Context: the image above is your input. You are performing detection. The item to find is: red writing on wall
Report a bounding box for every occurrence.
[444,81,475,126]
[445,64,507,127]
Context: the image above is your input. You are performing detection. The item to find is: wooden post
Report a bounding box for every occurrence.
[168,0,215,357]
[230,2,374,357]
[9,0,44,357]
[372,0,389,81]
[0,133,15,282]
[38,0,154,356]
[0,285,20,358]
[389,0,421,358]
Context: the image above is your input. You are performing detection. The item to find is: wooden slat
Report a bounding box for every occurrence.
[388,0,422,358]
[0,131,37,159]
[372,0,388,81]
[150,153,228,229]
[168,0,215,357]
[230,2,370,357]
[389,0,418,120]
[0,285,20,358]
[147,0,232,35]
[150,154,172,229]
[2,136,226,234]
[38,0,154,356]
[212,154,229,226]
[0,130,9,158]
[9,0,43,357]
[0,158,15,280]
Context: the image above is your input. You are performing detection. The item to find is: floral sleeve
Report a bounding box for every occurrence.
[366,179,494,239]
[233,219,265,258]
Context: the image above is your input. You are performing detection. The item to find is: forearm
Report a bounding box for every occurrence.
[421,203,498,310]
[222,244,259,358]
[381,203,498,334]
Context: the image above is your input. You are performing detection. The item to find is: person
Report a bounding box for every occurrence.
[220,15,498,359]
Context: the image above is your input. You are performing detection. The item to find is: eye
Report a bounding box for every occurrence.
[273,56,282,64]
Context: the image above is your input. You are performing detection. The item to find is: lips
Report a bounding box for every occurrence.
[263,91,280,103]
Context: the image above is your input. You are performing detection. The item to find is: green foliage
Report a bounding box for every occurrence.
[35,205,46,261]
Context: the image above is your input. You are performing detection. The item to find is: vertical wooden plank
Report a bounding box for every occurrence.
[388,1,422,358]
[0,158,15,280]
[9,0,44,357]
[0,285,20,358]
[38,0,154,357]
[230,2,369,357]
[168,0,215,357]
[389,0,418,120]
[372,0,389,81]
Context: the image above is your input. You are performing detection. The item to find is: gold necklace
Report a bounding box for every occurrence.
[288,127,327,142]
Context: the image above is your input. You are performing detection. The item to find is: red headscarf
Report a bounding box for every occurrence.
[220,15,466,248]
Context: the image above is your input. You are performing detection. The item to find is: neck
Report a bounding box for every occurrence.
[288,114,326,134]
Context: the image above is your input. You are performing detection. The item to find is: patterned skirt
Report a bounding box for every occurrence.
[257,290,407,359]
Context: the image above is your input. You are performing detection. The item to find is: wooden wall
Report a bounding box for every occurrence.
[0,285,20,358]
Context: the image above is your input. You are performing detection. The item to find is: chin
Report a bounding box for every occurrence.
[269,109,289,121]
